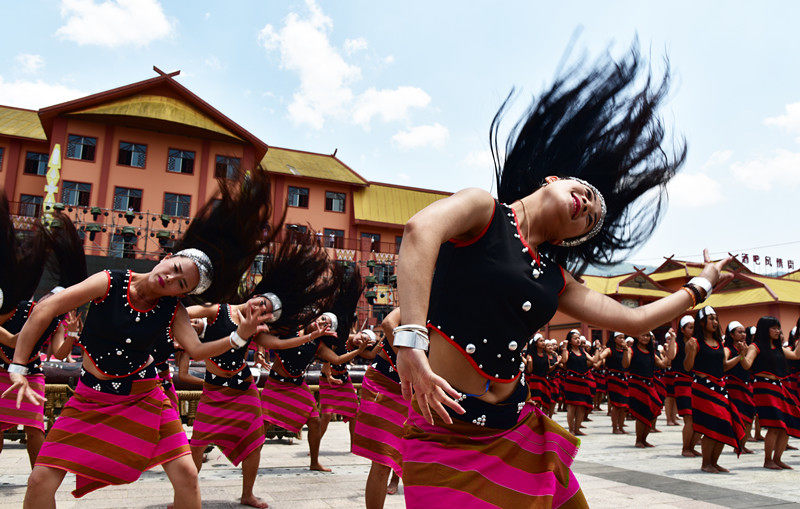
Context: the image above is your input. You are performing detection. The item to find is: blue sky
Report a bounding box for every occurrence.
[2,0,800,274]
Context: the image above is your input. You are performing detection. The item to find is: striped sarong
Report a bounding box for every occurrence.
[158,368,179,410]
[319,375,359,421]
[35,377,190,497]
[628,375,662,425]
[752,377,800,438]
[605,370,628,409]
[664,371,676,398]
[260,376,319,433]
[691,375,745,453]
[562,372,592,409]
[190,377,265,466]
[653,373,666,404]
[527,373,552,407]
[402,399,587,508]
[725,376,755,428]
[352,367,407,476]
[674,372,693,416]
[0,371,45,432]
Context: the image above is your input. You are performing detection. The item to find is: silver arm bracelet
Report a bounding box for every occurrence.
[198,317,208,339]
[688,276,713,297]
[393,325,430,351]
[7,363,29,375]
[230,330,247,348]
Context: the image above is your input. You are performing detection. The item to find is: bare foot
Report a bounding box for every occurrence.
[691,449,702,457]
[612,429,625,435]
[644,441,655,448]
[764,460,782,470]
[785,444,798,451]
[701,464,719,473]
[754,435,765,442]
[775,460,793,469]
[573,430,586,436]
[742,446,754,454]
[635,442,646,448]
[584,417,593,422]
[681,449,696,457]
[310,462,332,472]
[386,482,399,495]
[651,428,662,433]
[713,464,729,473]
[241,494,269,508]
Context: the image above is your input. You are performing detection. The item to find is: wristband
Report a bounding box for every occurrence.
[66,331,80,338]
[230,330,247,348]
[393,324,429,351]
[198,317,208,339]
[361,329,377,342]
[7,363,29,375]
[688,276,713,298]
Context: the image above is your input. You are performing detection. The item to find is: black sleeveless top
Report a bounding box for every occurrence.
[672,337,688,375]
[1,300,62,374]
[565,348,590,374]
[374,345,400,384]
[427,201,566,382]
[692,337,724,379]
[202,304,250,373]
[629,346,655,378]
[528,351,549,377]
[271,333,320,380]
[80,270,180,377]
[725,346,751,382]
[606,347,627,372]
[751,343,787,378]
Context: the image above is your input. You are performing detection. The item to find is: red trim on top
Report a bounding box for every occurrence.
[207,303,222,325]
[427,324,520,384]
[126,270,157,312]
[704,338,721,350]
[76,342,152,379]
[558,266,567,295]
[167,301,181,342]
[449,201,496,247]
[209,358,247,375]
[93,270,112,303]
[509,206,541,265]
[380,344,398,371]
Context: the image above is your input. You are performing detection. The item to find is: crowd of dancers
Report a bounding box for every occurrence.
[1,43,796,509]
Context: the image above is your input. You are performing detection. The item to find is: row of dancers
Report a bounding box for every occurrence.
[0,43,770,508]
[524,314,800,473]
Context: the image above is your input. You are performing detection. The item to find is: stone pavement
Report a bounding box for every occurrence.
[1,410,799,508]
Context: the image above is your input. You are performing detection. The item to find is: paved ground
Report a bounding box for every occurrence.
[1,409,799,508]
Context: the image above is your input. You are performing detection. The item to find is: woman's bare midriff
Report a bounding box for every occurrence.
[429,333,518,404]
[82,357,153,380]
[205,360,247,377]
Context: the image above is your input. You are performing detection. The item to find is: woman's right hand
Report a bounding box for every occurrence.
[698,249,733,291]
[235,304,272,339]
[397,347,465,425]
[1,372,46,408]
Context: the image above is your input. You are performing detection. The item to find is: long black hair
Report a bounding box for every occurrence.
[45,213,88,288]
[327,265,365,349]
[0,194,50,314]
[251,229,338,336]
[174,167,278,303]
[753,316,781,352]
[491,43,686,275]
[790,316,800,349]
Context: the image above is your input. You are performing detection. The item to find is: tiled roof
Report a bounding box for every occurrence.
[353,183,450,226]
[0,106,46,141]
[261,147,368,185]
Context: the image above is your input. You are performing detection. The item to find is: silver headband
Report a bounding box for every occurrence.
[727,321,743,333]
[698,306,716,320]
[322,312,338,332]
[679,315,695,328]
[174,248,213,295]
[559,177,607,247]
[260,292,282,323]
[362,329,377,342]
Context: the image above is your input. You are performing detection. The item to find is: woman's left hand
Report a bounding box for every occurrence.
[1,372,46,408]
[397,348,465,425]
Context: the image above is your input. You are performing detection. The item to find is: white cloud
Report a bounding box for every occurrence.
[15,54,44,74]
[204,55,223,70]
[462,149,493,168]
[56,0,174,48]
[204,12,210,19]
[352,87,430,127]
[702,149,732,168]
[667,172,722,207]
[0,76,85,109]
[731,149,800,190]
[344,37,367,55]
[258,1,433,131]
[384,55,395,64]
[392,123,449,149]
[764,102,800,141]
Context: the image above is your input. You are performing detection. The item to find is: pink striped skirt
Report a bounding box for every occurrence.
[260,376,319,433]
[35,377,190,498]
[0,370,45,432]
[352,367,407,476]
[402,399,587,508]
[190,377,265,466]
[158,368,179,410]
[319,375,359,421]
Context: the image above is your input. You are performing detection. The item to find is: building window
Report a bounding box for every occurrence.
[323,228,344,248]
[374,263,393,284]
[66,135,97,161]
[24,152,48,175]
[325,191,345,212]
[215,155,240,179]
[164,193,191,217]
[109,232,137,259]
[362,232,381,252]
[117,142,147,168]
[113,187,142,212]
[19,194,43,217]
[395,235,403,252]
[167,149,195,174]
[62,181,91,207]
[287,186,309,208]
[0,147,5,168]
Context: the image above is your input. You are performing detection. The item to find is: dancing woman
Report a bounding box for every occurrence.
[723,321,755,454]
[526,333,556,412]
[560,330,601,435]
[740,316,800,469]
[670,315,701,456]
[683,306,746,473]
[394,45,732,508]
[4,170,276,508]
[0,212,86,466]
[598,332,632,434]
[628,332,669,448]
